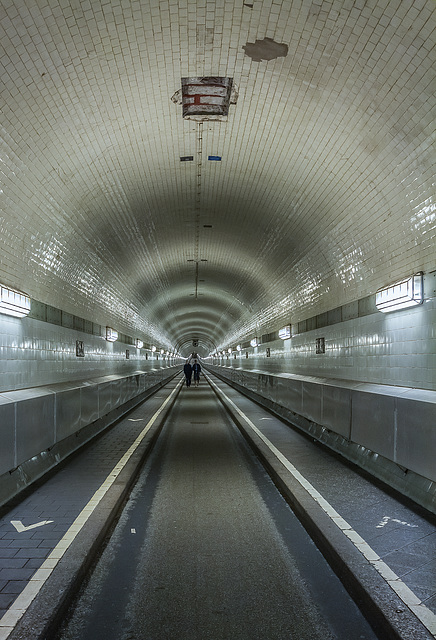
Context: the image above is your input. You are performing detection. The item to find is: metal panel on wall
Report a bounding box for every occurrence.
[350,389,397,460]
[321,384,352,439]
[53,386,83,442]
[0,396,15,475]
[396,392,436,482]
[11,389,55,467]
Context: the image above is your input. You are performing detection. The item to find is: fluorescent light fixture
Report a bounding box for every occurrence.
[227,348,232,353]
[236,344,241,351]
[160,349,164,354]
[0,285,31,318]
[250,337,259,347]
[376,273,423,313]
[151,345,156,352]
[136,339,143,349]
[106,327,118,342]
[279,325,291,340]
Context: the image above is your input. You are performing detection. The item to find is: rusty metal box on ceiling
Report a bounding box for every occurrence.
[181,77,233,119]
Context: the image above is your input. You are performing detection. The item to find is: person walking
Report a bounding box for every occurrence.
[183,360,192,387]
[192,360,201,386]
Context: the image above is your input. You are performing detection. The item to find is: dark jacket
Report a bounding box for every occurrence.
[183,363,192,377]
[192,363,201,375]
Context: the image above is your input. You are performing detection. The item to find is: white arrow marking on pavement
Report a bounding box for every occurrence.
[11,520,54,533]
[376,516,418,529]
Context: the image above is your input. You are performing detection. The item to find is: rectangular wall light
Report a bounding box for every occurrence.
[376,273,423,313]
[250,337,259,347]
[136,339,143,349]
[0,284,31,318]
[279,325,291,340]
[105,327,118,342]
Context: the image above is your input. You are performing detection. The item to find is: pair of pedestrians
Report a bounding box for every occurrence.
[183,360,201,387]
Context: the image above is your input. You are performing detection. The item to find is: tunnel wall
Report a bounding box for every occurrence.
[207,364,436,515]
[0,296,434,396]
[0,314,178,393]
[0,366,180,507]
[212,298,436,391]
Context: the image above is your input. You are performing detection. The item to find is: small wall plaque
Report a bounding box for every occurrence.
[76,341,84,357]
[316,337,325,354]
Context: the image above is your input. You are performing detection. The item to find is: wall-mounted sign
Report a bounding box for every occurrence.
[316,337,325,354]
[76,341,84,357]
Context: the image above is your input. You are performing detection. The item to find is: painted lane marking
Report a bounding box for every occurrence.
[376,516,418,529]
[131,528,136,534]
[207,376,436,638]
[128,419,143,422]
[0,380,182,639]
[11,520,53,533]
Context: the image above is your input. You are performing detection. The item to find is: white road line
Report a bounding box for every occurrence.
[376,516,418,529]
[11,520,53,533]
[208,376,436,638]
[0,381,181,639]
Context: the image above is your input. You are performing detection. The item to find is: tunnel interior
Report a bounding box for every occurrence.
[0,0,435,515]
[0,0,434,367]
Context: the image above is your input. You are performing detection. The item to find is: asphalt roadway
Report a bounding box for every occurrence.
[55,378,377,640]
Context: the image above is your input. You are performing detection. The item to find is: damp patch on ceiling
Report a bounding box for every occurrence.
[243,37,288,62]
[172,77,238,121]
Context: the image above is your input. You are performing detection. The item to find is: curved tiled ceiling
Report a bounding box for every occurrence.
[1,1,435,357]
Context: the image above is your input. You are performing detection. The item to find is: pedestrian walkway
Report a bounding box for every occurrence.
[0,377,181,640]
[207,372,436,639]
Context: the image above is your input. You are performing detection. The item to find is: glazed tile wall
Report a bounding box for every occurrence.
[0,1,435,352]
[0,316,178,393]
[215,300,436,391]
[0,299,434,393]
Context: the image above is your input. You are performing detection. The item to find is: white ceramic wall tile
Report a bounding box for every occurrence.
[0,315,178,393]
[0,0,435,371]
[218,301,435,391]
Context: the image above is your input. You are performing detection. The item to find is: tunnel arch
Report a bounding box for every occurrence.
[0,0,433,355]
